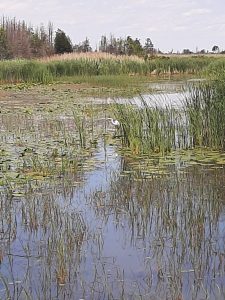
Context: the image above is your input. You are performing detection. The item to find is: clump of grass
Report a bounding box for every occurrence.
[0,60,53,84]
[112,78,225,156]
[111,98,186,156]
[73,108,87,149]
[184,81,225,149]
[204,58,225,79]
[43,56,217,77]
[55,239,68,286]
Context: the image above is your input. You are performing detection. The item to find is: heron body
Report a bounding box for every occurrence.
[111,119,120,126]
[107,118,120,126]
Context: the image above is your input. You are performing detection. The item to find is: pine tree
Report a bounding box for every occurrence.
[54,29,73,54]
[144,38,154,55]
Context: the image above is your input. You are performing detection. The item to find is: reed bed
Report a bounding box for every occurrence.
[112,99,189,155]
[0,55,217,83]
[184,81,225,149]
[39,51,144,62]
[204,57,225,79]
[112,79,225,155]
[0,60,53,83]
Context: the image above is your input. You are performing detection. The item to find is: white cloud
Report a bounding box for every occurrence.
[183,8,211,17]
[173,26,188,32]
[0,0,224,52]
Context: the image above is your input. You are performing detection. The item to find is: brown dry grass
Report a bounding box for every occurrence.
[39,52,225,63]
[39,52,144,63]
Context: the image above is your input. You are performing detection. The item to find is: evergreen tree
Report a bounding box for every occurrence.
[212,45,219,53]
[54,29,73,54]
[144,38,154,55]
[125,36,143,56]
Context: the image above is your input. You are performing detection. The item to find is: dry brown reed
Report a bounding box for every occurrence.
[39,52,144,63]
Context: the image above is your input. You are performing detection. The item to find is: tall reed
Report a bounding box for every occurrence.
[112,79,225,155]
[0,55,217,83]
[111,98,186,155]
[184,81,225,149]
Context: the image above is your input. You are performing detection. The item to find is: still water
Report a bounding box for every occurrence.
[0,80,224,299]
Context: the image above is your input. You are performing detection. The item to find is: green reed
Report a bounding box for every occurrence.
[112,77,225,155]
[184,81,225,149]
[0,60,53,83]
[112,98,188,155]
[0,56,217,84]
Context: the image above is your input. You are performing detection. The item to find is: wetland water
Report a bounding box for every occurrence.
[0,79,224,299]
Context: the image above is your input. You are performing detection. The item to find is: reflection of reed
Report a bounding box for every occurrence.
[0,190,86,299]
[89,164,225,299]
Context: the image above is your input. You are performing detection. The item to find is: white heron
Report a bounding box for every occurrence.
[106,118,121,137]
[108,118,120,126]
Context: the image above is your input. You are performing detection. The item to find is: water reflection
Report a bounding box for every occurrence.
[0,82,224,299]
[0,138,224,299]
[85,152,225,299]
[99,78,205,109]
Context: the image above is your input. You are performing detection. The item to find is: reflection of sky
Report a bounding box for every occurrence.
[94,79,205,108]
[0,115,225,298]
[77,143,225,298]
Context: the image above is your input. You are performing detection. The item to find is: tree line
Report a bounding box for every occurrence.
[1,17,221,60]
[73,35,155,57]
[0,17,156,60]
[0,17,54,59]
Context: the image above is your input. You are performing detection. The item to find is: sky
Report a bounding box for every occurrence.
[1,0,225,53]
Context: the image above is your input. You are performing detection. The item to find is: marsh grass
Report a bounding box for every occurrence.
[111,98,188,156]
[0,68,225,299]
[60,74,150,88]
[0,60,53,84]
[185,81,225,149]
[112,78,225,155]
[0,190,86,299]
[0,55,217,84]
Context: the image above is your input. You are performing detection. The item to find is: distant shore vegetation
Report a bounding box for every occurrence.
[0,16,224,61]
[0,16,225,85]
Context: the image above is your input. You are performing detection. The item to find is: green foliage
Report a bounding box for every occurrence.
[112,79,225,155]
[54,29,73,54]
[0,60,53,83]
[184,81,225,149]
[0,56,217,84]
[99,34,155,56]
[126,36,144,56]
[182,49,193,54]
[112,99,184,156]
[204,58,225,79]
[212,45,219,53]
[144,38,154,55]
